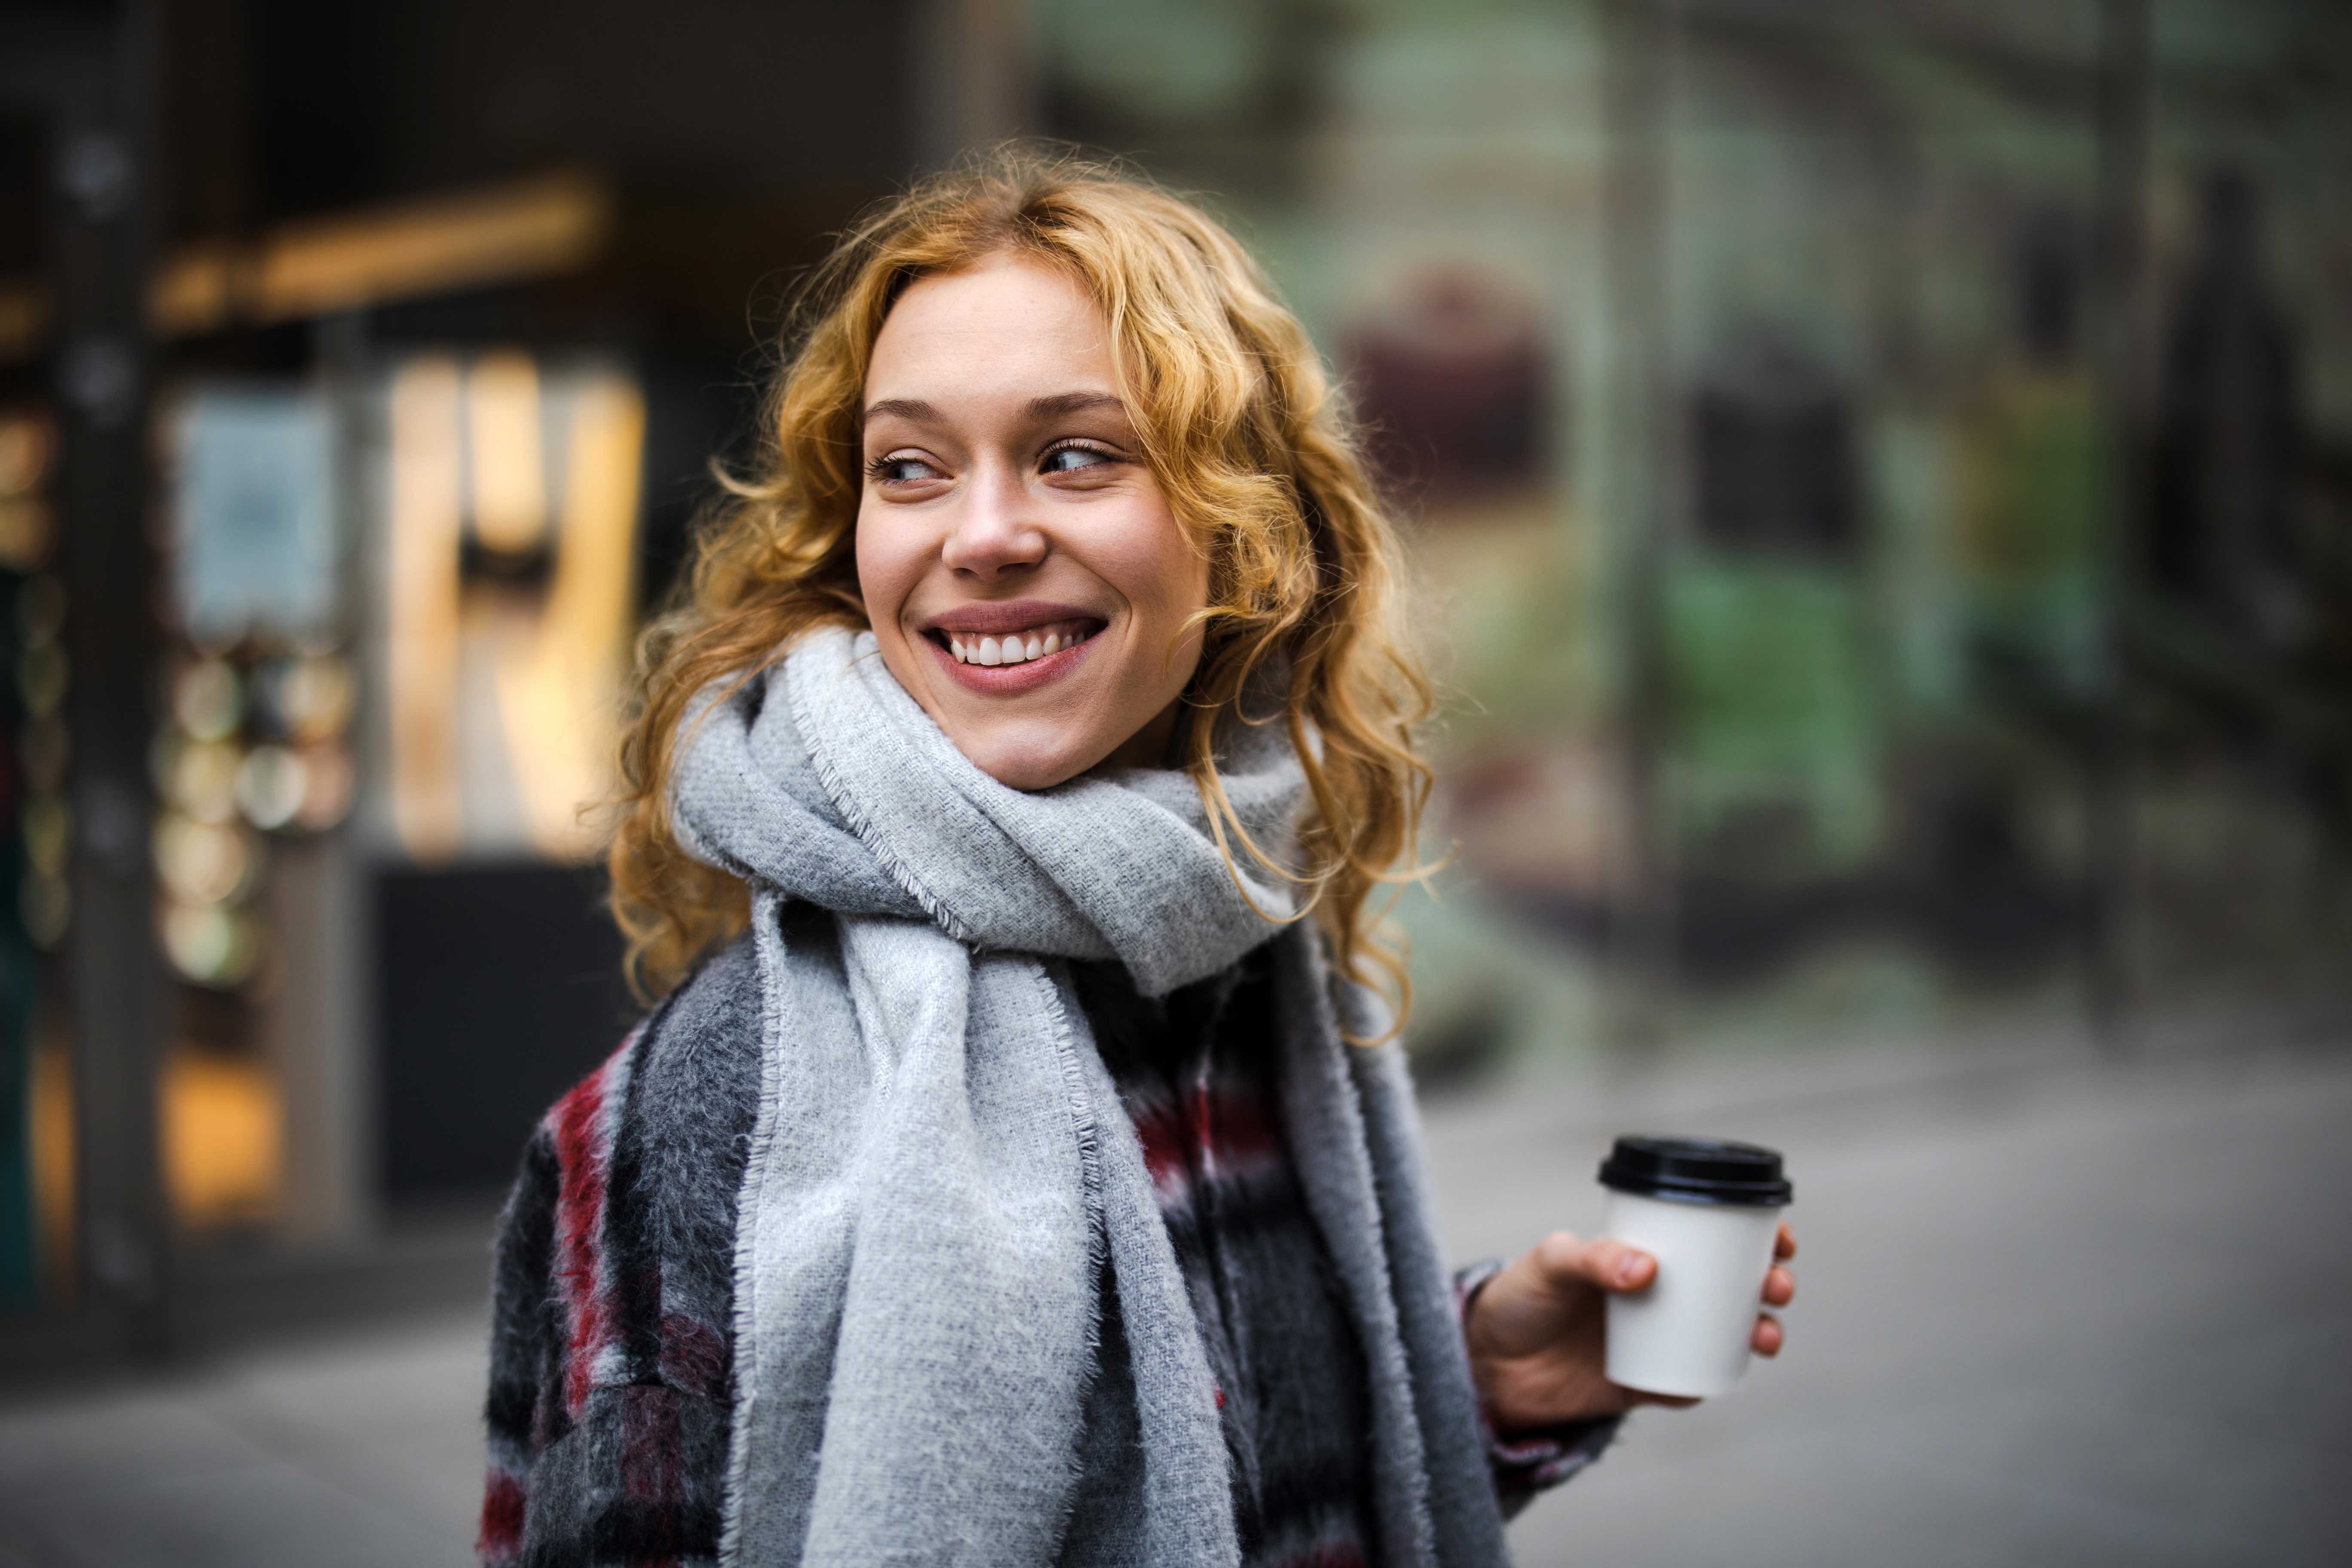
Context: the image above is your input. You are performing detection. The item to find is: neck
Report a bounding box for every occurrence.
[1101,695,1185,772]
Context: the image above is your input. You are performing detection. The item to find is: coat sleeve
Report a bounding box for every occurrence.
[478,1123,563,1566]
[1454,1260,1624,1520]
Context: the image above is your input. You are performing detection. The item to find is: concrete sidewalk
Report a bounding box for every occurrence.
[0,1035,2345,1567]
[1458,1037,2352,1568]
[0,1308,485,1567]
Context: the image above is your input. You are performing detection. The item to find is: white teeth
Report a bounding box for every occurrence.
[949,622,1095,668]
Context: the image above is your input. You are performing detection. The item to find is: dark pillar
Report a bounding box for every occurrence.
[1603,0,1678,1049]
[2,1,173,1353]
[2089,0,2153,1050]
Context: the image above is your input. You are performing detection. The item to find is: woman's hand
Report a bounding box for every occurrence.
[1462,1222,1797,1431]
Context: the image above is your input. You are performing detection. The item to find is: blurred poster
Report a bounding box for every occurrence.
[170,390,340,646]
[1345,269,1549,503]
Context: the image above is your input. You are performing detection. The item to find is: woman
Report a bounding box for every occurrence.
[478,151,1796,1568]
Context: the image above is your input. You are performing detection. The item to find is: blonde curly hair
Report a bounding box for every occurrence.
[609,148,1433,1024]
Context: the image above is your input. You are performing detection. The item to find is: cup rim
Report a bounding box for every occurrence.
[1598,1134,1793,1207]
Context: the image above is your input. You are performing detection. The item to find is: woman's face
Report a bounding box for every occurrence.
[855,254,1210,791]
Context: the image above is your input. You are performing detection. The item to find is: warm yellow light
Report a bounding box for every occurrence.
[31,1031,72,1287]
[466,351,548,554]
[162,1049,282,1228]
[388,357,466,861]
[249,173,611,325]
[0,410,51,495]
[496,375,644,860]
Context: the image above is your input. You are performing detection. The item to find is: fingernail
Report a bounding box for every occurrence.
[1619,1255,1645,1286]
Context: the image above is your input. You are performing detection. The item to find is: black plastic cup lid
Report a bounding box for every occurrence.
[1598,1135,1792,1207]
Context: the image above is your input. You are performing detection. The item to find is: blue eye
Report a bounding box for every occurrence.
[870,456,937,483]
[1042,444,1113,474]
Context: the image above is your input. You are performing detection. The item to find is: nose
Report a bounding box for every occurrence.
[939,462,1047,580]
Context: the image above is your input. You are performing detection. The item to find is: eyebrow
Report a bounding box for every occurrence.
[1024,391,1124,420]
[861,391,1127,426]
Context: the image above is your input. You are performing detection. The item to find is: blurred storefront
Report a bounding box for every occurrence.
[1033,0,2352,1062]
[0,0,955,1360]
[2,0,2349,1367]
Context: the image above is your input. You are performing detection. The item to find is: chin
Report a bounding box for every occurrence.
[949,724,1106,793]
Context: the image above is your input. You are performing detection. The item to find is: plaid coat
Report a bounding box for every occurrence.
[479,928,1611,1567]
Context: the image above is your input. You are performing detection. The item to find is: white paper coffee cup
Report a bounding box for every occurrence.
[1598,1136,1791,1400]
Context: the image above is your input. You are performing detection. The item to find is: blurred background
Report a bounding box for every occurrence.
[0,0,2346,1564]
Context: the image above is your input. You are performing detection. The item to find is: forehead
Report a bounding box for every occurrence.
[864,254,1116,406]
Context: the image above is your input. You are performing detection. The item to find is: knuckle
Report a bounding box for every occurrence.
[1537,1230,1585,1268]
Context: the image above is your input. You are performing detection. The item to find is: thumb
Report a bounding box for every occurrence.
[1532,1229,1657,1295]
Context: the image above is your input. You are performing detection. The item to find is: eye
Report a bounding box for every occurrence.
[1041,442,1116,475]
[868,453,940,485]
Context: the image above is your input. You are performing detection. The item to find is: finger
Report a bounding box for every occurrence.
[1752,1313,1783,1357]
[1762,1265,1795,1308]
[1533,1230,1657,1294]
[1775,1223,1797,1261]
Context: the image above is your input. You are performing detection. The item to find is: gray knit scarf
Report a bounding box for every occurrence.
[671,625,1510,1567]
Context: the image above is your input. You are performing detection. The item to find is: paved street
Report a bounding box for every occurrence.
[1,1027,2346,1567]
[1435,1032,2352,1568]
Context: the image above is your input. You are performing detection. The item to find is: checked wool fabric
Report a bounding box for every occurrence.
[479,935,1611,1567]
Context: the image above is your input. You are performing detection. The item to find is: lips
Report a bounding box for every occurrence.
[922,598,1102,634]
[918,600,1109,672]
[937,619,1097,666]
[916,603,1108,694]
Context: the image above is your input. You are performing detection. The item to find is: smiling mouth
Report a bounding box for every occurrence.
[926,618,1104,668]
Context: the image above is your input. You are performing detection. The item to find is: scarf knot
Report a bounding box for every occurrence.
[673,625,1301,995]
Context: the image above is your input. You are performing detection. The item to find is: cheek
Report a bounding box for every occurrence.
[1099,501,1209,623]
[853,504,922,626]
